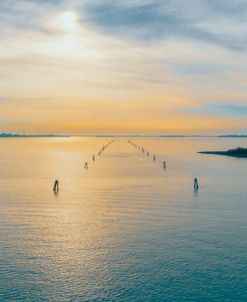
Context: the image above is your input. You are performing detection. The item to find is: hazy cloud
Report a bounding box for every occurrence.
[81,0,247,50]
[183,103,247,118]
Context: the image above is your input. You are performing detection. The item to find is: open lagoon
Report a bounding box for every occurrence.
[1,137,247,301]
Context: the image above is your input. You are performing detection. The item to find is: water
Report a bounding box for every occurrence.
[1,137,247,301]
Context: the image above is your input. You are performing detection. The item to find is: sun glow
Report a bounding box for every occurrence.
[39,10,103,60]
[51,11,79,33]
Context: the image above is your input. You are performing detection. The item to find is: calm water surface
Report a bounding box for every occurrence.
[0,137,247,301]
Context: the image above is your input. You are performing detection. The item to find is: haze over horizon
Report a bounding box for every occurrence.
[1,0,247,134]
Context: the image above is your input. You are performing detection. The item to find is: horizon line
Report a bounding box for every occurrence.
[1,132,247,138]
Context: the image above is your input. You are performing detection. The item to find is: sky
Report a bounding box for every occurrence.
[0,0,247,134]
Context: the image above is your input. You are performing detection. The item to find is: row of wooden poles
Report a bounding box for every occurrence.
[83,139,115,170]
[128,140,199,191]
[53,139,115,193]
[53,139,199,193]
[128,140,167,167]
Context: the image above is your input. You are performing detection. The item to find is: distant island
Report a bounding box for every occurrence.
[218,135,247,138]
[0,133,70,138]
[199,147,247,158]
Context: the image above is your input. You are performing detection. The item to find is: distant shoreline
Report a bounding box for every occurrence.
[1,133,247,138]
[0,134,70,138]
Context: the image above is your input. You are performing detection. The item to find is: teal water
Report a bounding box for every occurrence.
[0,137,247,301]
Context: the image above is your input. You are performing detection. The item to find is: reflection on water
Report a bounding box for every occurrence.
[1,137,247,301]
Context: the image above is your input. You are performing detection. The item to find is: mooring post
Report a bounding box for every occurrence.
[194,177,199,191]
[53,179,59,193]
[163,161,166,169]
